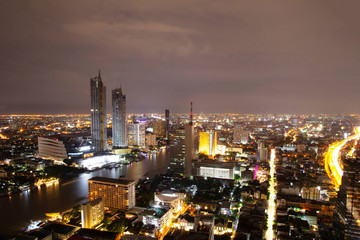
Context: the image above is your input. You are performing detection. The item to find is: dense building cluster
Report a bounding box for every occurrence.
[2,72,360,239]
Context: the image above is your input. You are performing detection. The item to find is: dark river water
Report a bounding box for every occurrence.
[0,149,170,234]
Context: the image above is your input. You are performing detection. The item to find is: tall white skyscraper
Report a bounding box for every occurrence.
[90,70,107,152]
[112,87,127,148]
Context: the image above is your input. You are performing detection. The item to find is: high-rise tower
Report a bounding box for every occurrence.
[112,87,127,148]
[165,109,170,143]
[90,70,107,152]
[185,100,195,177]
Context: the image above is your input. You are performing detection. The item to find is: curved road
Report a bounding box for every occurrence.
[324,127,360,188]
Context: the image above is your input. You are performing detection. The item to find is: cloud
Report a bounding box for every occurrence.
[63,20,197,58]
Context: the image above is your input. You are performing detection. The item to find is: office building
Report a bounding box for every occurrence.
[127,122,146,148]
[146,133,157,147]
[170,128,186,174]
[88,177,135,210]
[233,124,250,144]
[185,101,195,177]
[153,120,166,138]
[165,109,170,142]
[257,141,267,161]
[199,130,217,157]
[112,87,127,148]
[81,198,104,229]
[90,71,107,152]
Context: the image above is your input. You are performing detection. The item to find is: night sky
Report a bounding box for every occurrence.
[2,1,360,114]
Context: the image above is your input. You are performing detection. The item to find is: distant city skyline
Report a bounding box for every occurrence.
[2,1,360,114]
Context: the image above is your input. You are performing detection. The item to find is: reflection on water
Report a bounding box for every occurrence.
[0,148,170,234]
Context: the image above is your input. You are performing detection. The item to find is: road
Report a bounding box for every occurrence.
[324,127,360,188]
[265,149,276,240]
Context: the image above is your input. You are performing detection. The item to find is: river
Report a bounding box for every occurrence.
[0,148,170,234]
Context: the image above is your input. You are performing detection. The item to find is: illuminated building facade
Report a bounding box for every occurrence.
[257,140,267,161]
[112,87,127,148]
[81,198,104,229]
[127,122,146,148]
[38,137,67,161]
[185,124,195,177]
[90,71,107,152]
[170,128,185,174]
[146,133,157,147]
[199,130,217,157]
[153,120,166,138]
[193,160,237,180]
[38,135,92,161]
[333,162,360,240]
[88,177,135,210]
[165,109,170,142]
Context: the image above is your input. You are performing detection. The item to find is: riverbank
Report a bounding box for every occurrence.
[0,148,170,234]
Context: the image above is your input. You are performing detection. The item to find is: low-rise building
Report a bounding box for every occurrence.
[81,198,104,229]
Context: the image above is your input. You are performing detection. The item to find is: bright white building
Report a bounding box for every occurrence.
[38,137,67,161]
[81,198,104,228]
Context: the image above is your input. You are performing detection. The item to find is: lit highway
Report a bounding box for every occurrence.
[265,149,276,240]
[324,127,360,188]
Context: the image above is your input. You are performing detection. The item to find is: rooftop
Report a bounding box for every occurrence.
[89,176,134,185]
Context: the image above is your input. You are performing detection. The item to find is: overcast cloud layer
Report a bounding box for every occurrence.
[1,0,360,114]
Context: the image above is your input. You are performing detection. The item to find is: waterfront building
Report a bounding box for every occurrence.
[38,137,67,161]
[38,135,92,161]
[199,130,217,157]
[112,87,127,148]
[88,177,135,210]
[127,122,146,148]
[146,133,157,147]
[90,71,107,152]
[153,120,166,138]
[165,109,170,142]
[81,198,104,229]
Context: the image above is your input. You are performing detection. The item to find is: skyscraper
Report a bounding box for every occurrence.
[90,71,107,152]
[153,120,166,138]
[185,101,195,177]
[165,109,170,142]
[112,87,127,148]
